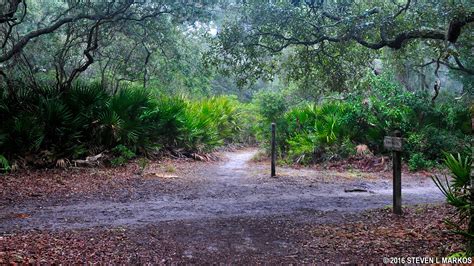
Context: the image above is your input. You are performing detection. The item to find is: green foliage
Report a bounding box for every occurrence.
[283,102,349,164]
[141,95,187,148]
[0,155,10,173]
[253,72,470,165]
[432,152,472,253]
[235,103,259,144]
[0,82,248,167]
[252,90,289,156]
[177,96,242,152]
[314,102,347,145]
[443,152,472,189]
[408,153,433,172]
[343,72,468,161]
[287,132,318,164]
[110,145,136,166]
[254,90,287,123]
[99,88,155,152]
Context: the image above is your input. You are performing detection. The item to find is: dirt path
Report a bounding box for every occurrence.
[1,149,457,263]
[1,149,443,232]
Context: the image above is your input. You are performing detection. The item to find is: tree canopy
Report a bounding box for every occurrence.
[212,0,473,95]
[0,0,217,92]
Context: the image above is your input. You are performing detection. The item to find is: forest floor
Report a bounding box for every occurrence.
[0,148,463,263]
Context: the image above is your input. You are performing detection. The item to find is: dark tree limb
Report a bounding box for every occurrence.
[0,0,134,64]
[393,0,411,19]
[251,9,473,52]
[0,0,22,23]
[418,57,474,75]
[1,0,27,48]
[61,21,101,91]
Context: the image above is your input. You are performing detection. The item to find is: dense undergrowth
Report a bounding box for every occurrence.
[0,83,247,169]
[0,72,470,172]
[253,72,471,171]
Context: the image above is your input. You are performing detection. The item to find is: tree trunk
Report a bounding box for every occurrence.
[143,48,151,89]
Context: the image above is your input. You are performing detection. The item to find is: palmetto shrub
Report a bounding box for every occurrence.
[284,102,349,164]
[0,83,245,167]
[177,96,241,152]
[98,88,155,152]
[432,152,473,254]
[141,95,187,149]
[254,72,470,166]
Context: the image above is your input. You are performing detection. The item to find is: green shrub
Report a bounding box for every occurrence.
[338,137,356,158]
[253,72,469,165]
[408,153,433,171]
[443,152,471,188]
[235,103,259,144]
[287,132,318,164]
[110,145,136,166]
[254,90,287,123]
[252,90,289,155]
[432,152,473,254]
[0,155,10,173]
[314,102,348,145]
[141,95,187,149]
[176,96,242,152]
[99,88,155,152]
[0,82,247,167]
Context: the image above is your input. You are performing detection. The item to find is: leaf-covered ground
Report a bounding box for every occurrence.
[0,205,462,264]
[0,149,462,263]
[0,157,205,205]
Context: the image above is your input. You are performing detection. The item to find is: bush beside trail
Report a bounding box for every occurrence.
[0,83,251,170]
[252,72,470,171]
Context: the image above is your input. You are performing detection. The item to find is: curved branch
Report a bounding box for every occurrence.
[354,28,446,50]
[0,0,134,64]
[253,11,473,53]
[0,0,22,23]
[418,57,474,75]
[61,22,101,91]
[393,0,411,19]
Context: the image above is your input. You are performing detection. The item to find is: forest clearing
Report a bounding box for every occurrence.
[0,0,472,264]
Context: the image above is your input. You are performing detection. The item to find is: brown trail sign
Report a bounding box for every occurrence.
[384,136,403,152]
[384,131,403,215]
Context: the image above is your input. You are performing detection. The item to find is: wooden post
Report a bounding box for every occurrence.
[393,130,402,215]
[468,111,474,254]
[271,122,276,177]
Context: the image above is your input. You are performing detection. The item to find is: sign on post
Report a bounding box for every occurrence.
[384,136,403,151]
[271,123,276,177]
[384,131,403,215]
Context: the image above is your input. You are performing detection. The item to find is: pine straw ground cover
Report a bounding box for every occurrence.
[0,204,462,264]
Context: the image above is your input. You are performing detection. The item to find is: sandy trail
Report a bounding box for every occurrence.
[0,149,443,232]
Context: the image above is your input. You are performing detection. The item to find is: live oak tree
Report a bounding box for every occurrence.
[212,0,473,96]
[0,0,217,92]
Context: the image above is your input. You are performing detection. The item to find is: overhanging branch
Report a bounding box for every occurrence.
[0,0,134,64]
